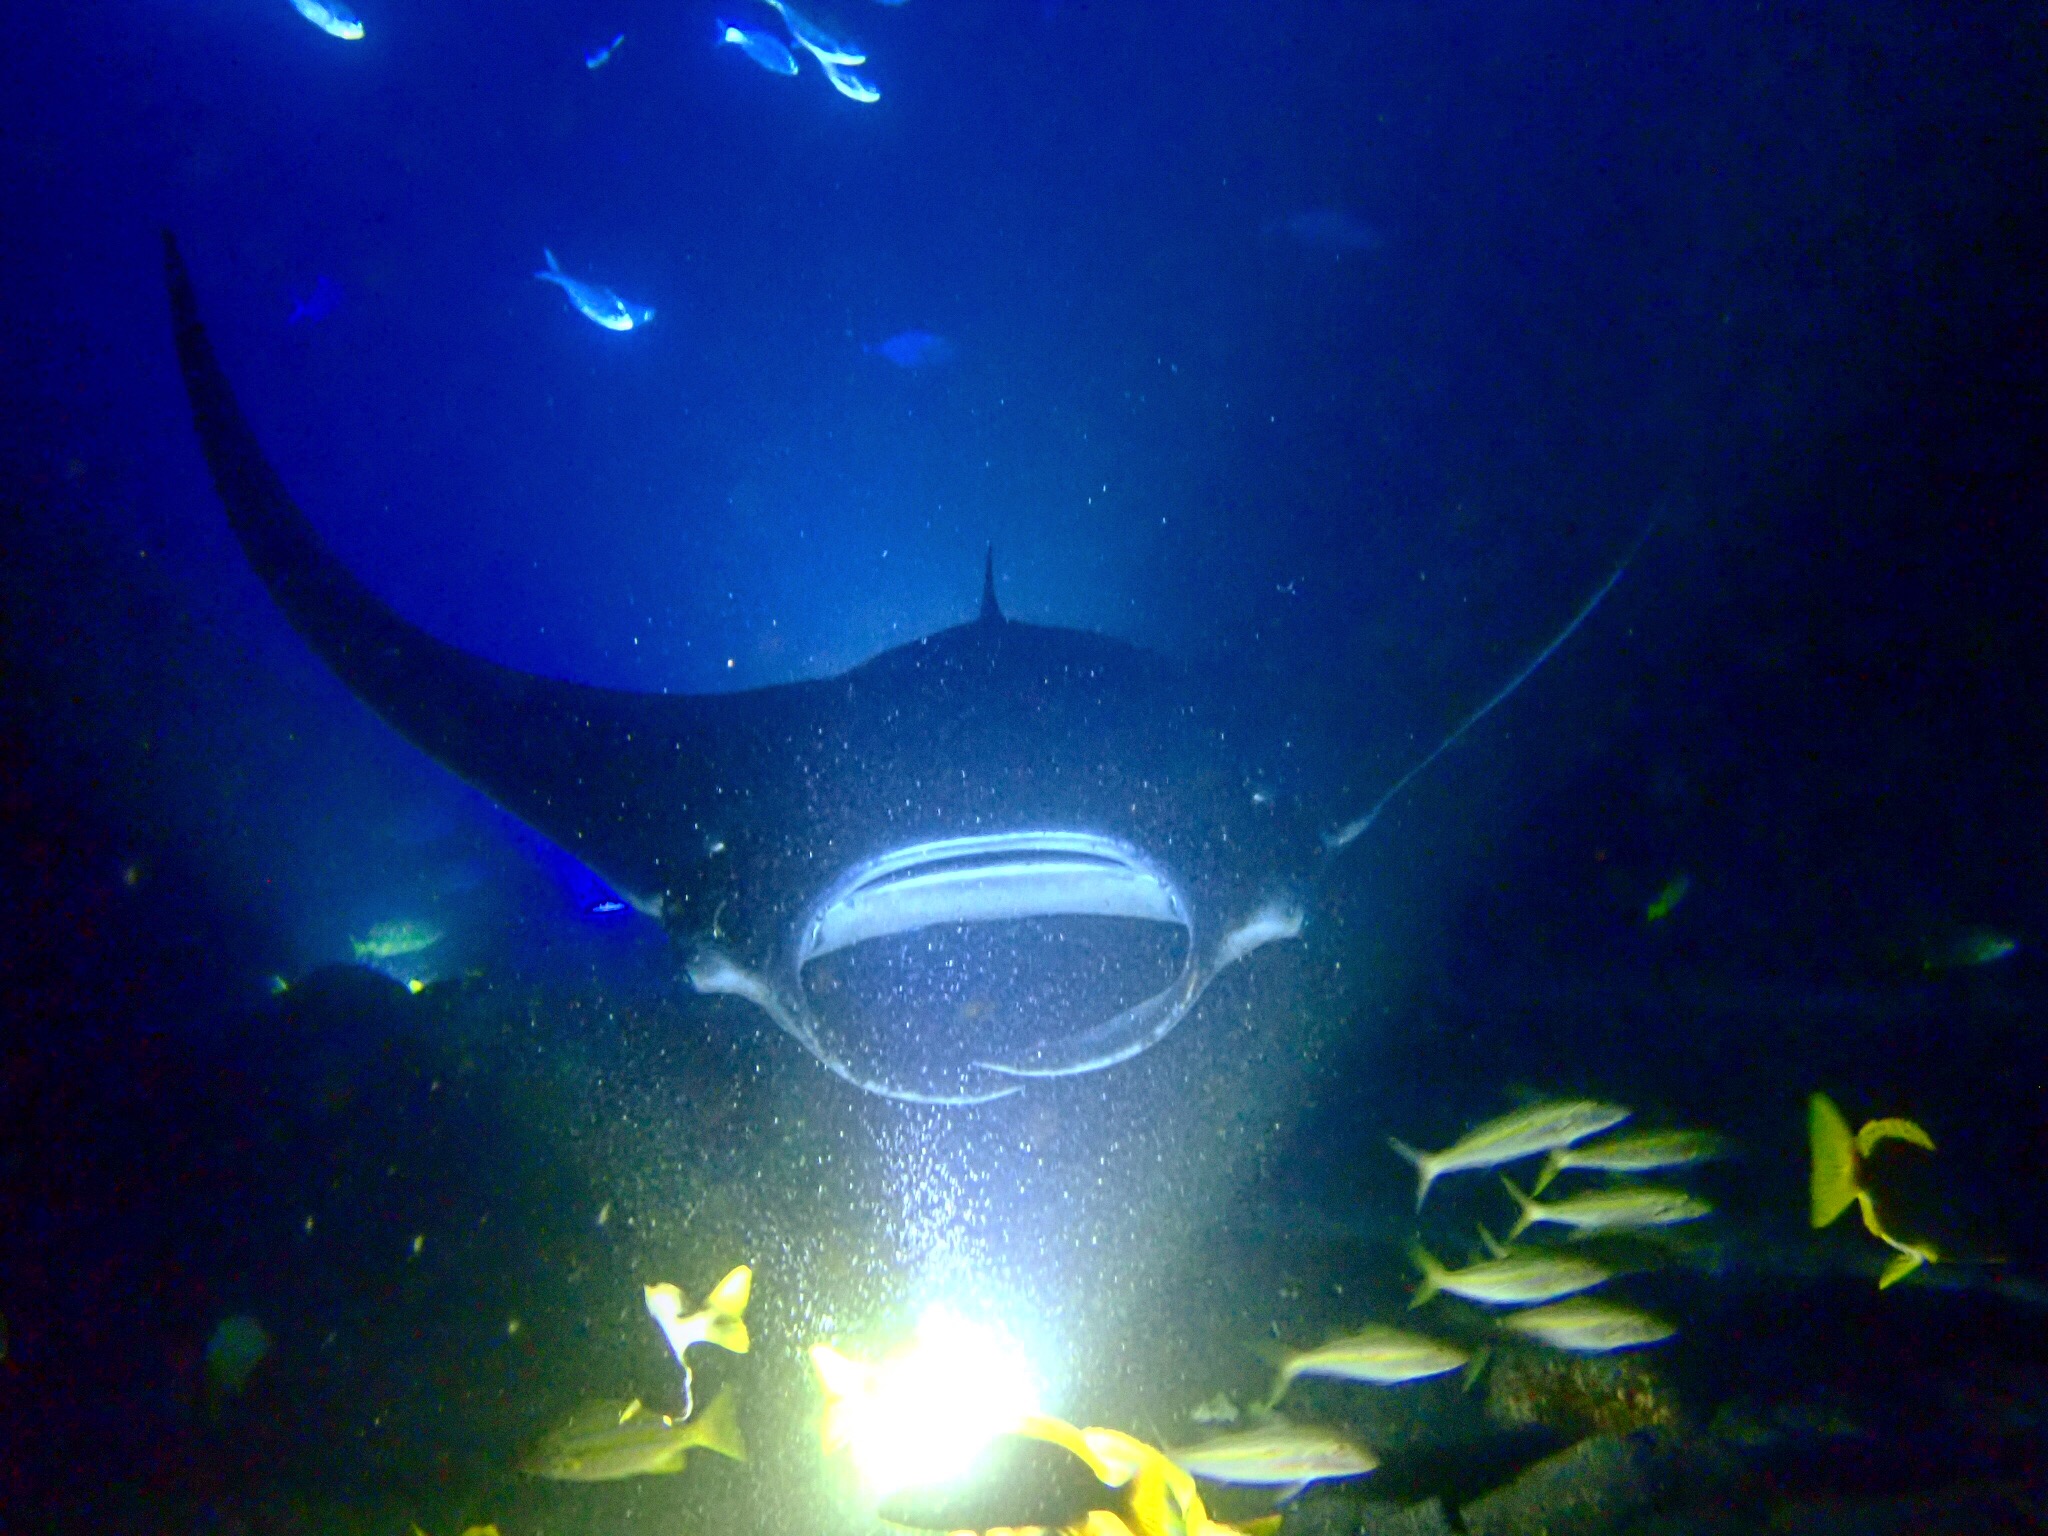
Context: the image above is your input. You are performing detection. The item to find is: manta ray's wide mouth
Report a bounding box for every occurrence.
[796,834,1194,1070]
[688,830,1301,1102]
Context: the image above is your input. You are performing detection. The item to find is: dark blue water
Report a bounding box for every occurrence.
[3,1,2045,1531]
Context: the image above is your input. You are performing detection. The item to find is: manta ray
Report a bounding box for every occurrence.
[164,233,1642,1105]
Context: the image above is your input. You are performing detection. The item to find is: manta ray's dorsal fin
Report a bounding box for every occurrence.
[1322,517,1659,855]
[979,545,1004,625]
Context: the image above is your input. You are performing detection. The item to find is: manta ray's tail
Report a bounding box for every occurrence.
[1322,517,1659,854]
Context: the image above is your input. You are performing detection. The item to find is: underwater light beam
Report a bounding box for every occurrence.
[813,1305,1044,1495]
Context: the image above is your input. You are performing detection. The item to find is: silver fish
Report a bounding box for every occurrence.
[819,55,881,102]
[1503,1177,1713,1240]
[718,23,800,76]
[1390,1100,1631,1209]
[534,249,655,332]
[1501,1297,1675,1354]
[1170,1420,1377,1489]
[288,0,364,40]
[1532,1127,1728,1194]
[1273,1325,1468,1395]
[1408,1241,1611,1308]
[763,0,865,64]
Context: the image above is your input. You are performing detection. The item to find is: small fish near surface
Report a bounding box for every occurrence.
[288,0,364,40]
[585,32,626,68]
[1408,1241,1611,1309]
[1270,1324,1469,1399]
[1168,1419,1377,1492]
[763,0,866,64]
[351,918,442,961]
[869,329,956,368]
[521,1387,746,1481]
[717,22,800,76]
[818,55,882,101]
[1390,1099,1632,1210]
[1532,1127,1729,1195]
[1501,1296,1675,1354]
[1502,1177,1713,1240]
[1809,1092,1941,1289]
[534,249,655,332]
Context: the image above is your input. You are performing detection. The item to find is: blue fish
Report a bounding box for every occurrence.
[868,329,955,369]
[717,22,800,76]
[585,32,625,69]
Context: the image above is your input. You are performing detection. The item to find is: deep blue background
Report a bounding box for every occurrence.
[3,0,2046,1526]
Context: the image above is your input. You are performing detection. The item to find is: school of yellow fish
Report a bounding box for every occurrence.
[478,1089,1945,1535]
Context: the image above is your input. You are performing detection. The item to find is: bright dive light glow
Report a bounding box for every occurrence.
[816,1305,1041,1495]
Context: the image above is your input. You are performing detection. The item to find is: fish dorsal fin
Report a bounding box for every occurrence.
[979,545,1003,625]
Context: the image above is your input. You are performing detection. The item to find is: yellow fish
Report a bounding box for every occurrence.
[645,1263,752,1365]
[1808,1093,1939,1288]
[519,1387,746,1481]
[874,1411,1264,1536]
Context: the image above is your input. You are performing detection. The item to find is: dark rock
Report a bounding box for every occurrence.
[1460,1430,1683,1536]
[1626,1483,2048,1536]
[1485,1345,1688,1438]
[1280,1492,1455,1536]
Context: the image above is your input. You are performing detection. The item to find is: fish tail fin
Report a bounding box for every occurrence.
[1252,1350,1295,1413]
[1460,1345,1494,1393]
[684,1385,747,1462]
[1388,1138,1435,1210]
[1531,1152,1565,1195]
[1501,1176,1538,1240]
[1877,1247,1922,1290]
[543,248,561,272]
[1855,1117,1936,1157]
[1407,1242,1445,1308]
[705,1262,752,1320]
[1475,1222,1509,1259]
[1876,1238,1938,1289]
[1808,1092,1862,1229]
